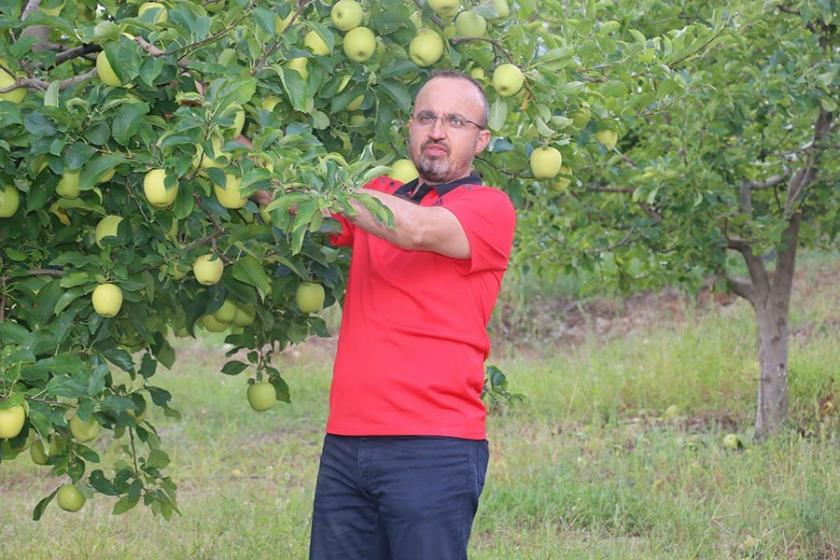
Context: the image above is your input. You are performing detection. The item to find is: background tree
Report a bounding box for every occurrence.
[514,0,838,438]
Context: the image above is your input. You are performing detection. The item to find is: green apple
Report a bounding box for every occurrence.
[331,0,363,31]
[343,27,376,62]
[455,11,486,37]
[296,282,326,313]
[247,382,277,412]
[56,171,80,198]
[143,169,178,208]
[200,314,228,332]
[57,484,86,512]
[723,433,743,450]
[213,299,238,324]
[0,185,20,218]
[138,2,168,23]
[214,174,248,209]
[98,167,116,183]
[232,304,257,327]
[409,11,422,29]
[69,414,100,442]
[490,0,510,19]
[96,51,122,87]
[287,57,309,80]
[492,63,524,97]
[389,159,418,183]
[595,130,618,150]
[572,105,591,127]
[349,113,366,126]
[304,31,331,56]
[30,439,49,465]
[409,29,444,67]
[470,67,486,82]
[0,66,26,104]
[427,0,459,18]
[95,215,123,248]
[92,283,123,318]
[551,166,572,191]
[664,404,680,419]
[0,405,25,439]
[193,254,224,285]
[530,146,563,179]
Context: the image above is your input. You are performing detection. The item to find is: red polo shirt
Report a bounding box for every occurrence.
[325,175,516,440]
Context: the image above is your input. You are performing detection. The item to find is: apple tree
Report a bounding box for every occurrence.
[511,0,838,438]
[0,0,615,518]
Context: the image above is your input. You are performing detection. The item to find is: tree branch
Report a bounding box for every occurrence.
[54,44,102,66]
[726,236,771,296]
[785,108,833,212]
[0,68,97,93]
[0,268,64,283]
[21,0,41,20]
[726,276,754,303]
[771,211,800,311]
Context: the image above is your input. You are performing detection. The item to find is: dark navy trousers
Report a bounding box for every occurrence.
[309,435,489,560]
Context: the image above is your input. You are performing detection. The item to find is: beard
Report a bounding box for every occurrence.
[415,141,452,183]
[416,156,451,183]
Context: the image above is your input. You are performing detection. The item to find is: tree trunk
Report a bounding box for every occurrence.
[754,301,790,437]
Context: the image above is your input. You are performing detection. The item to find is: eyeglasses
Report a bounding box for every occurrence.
[412,111,485,130]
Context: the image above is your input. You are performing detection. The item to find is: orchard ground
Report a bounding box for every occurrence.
[1,255,839,559]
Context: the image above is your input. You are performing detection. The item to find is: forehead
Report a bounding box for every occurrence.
[414,77,484,116]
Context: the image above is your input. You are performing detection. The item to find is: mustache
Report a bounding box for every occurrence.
[421,141,449,153]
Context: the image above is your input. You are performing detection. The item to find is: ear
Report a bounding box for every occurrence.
[474,128,491,155]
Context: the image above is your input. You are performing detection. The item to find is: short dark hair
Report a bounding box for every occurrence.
[421,70,489,128]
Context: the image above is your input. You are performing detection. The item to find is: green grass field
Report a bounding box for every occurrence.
[1,259,839,559]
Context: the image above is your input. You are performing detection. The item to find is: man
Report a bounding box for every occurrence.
[309,71,516,560]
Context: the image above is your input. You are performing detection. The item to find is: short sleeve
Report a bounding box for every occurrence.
[327,213,354,247]
[327,176,399,248]
[443,187,516,275]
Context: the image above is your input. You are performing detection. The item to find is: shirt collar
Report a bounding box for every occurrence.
[393,173,483,201]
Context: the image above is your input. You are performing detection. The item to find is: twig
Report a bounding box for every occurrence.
[251,0,312,75]
[0,68,97,93]
[412,0,444,27]
[450,37,515,64]
[0,268,64,282]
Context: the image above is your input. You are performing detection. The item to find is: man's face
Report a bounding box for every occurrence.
[408,77,491,184]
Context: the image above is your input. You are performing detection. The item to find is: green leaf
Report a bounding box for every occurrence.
[79,154,125,191]
[112,494,140,515]
[101,348,135,373]
[43,80,60,107]
[32,489,57,521]
[0,322,31,345]
[232,255,271,300]
[112,102,150,146]
[380,80,412,112]
[488,96,507,131]
[221,360,249,375]
[146,449,170,469]
[24,111,57,136]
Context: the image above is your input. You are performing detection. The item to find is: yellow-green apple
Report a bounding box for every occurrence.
[409,29,444,67]
[492,64,524,97]
[92,283,123,317]
[214,174,248,209]
[389,159,418,183]
[69,414,100,442]
[56,171,80,198]
[427,0,459,18]
[331,0,363,31]
[287,57,309,80]
[193,254,224,285]
[0,66,26,103]
[143,169,178,208]
[530,146,563,179]
[247,382,277,411]
[595,130,618,150]
[57,484,86,512]
[0,405,25,439]
[304,31,331,55]
[138,2,168,23]
[96,51,121,87]
[343,27,376,62]
[296,282,326,313]
[455,11,486,37]
[0,185,20,218]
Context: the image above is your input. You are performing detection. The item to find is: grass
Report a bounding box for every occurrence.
[1,258,839,559]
